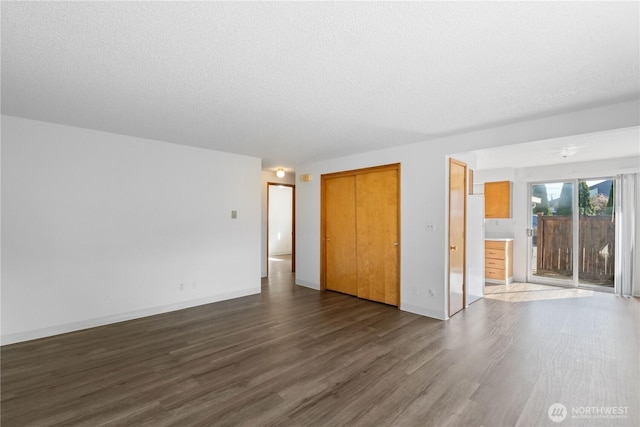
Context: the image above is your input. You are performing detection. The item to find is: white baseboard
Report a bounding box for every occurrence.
[1,287,260,346]
[401,303,447,320]
[485,276,514,285]
[292,283,447,320]
[295,280,320,290]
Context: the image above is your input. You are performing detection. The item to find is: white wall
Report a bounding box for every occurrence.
[296,144,450,320]
[295,100,640,320]
[260,171,295,276]
[1,116,262,344]
[268,186,293,256]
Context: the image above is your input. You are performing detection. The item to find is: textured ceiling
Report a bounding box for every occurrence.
[2,2,639,170]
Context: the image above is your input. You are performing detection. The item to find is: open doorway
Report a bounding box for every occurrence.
[267,183,295,277]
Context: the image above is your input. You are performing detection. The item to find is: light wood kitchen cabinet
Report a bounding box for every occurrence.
[485,239,513,284]
[484,181,511,218]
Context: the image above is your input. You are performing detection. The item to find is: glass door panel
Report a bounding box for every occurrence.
[530,181,574,283]
[578,178,615,287]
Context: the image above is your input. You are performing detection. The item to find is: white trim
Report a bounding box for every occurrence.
[401,303,447,321]
[486,276,514,285]
[295,280,320,290]
[1,288,260,346]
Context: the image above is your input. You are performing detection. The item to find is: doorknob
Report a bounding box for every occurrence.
[450,245,457,251]
[393,242,399,246]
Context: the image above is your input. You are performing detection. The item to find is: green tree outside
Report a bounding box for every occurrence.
[579,181,594,215]
[532,184,551,215]
[556,183,573,215]
[605,180,615,216]
[556,182,598,216]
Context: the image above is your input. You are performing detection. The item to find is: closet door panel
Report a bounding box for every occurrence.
[355,169,399,306]
[324,175,358,296]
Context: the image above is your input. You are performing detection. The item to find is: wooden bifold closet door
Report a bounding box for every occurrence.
[322,164,400,306]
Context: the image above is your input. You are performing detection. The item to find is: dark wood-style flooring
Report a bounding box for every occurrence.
[2,256,639,426]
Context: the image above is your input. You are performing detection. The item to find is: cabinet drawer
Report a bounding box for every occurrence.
[485,249,505,260]
[485,258,505,269]
[485,267,506,280]
[485,240,507,250]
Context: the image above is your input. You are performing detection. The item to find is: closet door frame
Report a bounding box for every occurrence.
[320,163,401,306]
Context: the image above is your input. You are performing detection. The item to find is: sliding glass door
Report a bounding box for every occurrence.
[528,177,615,289]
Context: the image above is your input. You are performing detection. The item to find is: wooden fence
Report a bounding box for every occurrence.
[536,213,615,283]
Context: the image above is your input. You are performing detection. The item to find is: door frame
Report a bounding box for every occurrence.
[448,158,467,317]
[267,182,296,275]
[320,163,401,306]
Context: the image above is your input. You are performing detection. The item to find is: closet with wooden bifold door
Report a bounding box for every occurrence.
[321,163,400,306]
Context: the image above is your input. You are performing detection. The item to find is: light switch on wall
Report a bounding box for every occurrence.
[231,210,237,219]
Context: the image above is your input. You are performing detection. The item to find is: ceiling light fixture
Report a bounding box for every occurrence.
[276,168,285,178]
[559,146,577,158]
